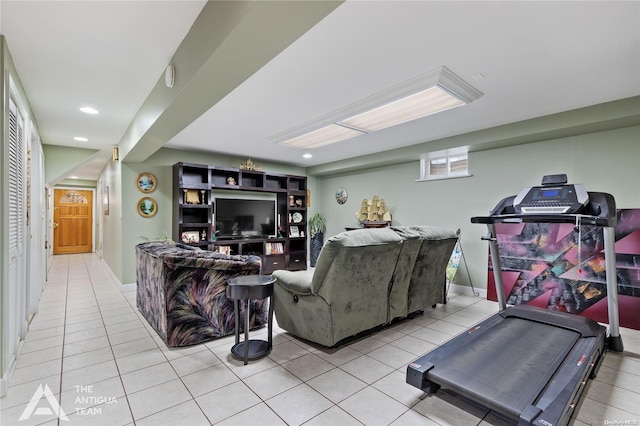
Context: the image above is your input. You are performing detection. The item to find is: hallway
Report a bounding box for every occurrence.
[1,253,639,425]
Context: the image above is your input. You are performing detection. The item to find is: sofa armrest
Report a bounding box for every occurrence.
[272,269,315,295]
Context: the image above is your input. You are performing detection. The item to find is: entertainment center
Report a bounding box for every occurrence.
[172,162,307,273]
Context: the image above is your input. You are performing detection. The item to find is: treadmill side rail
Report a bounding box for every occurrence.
[406,361,440,394]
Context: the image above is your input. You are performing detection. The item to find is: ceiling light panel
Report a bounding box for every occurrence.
[273,66,482,149]
[338,86,465,132]
[279,124,364,148]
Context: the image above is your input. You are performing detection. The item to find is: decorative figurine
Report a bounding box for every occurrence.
[240,158,261,171]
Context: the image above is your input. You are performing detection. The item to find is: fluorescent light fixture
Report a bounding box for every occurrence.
[74,136,88,142]
[274,66,482,149]
[280,123,363,149]
[339,86,465,132]
[80,106,99,114]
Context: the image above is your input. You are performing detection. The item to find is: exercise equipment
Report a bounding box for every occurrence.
[406,174,623,426]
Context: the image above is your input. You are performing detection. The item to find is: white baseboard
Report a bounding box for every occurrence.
[121,282,137,292]
[447,282,487,299]
[1,375,7,397]
[0,340,22,397]
[98,258,136,292]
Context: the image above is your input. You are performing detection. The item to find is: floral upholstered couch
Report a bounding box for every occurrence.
[135,241,267,347]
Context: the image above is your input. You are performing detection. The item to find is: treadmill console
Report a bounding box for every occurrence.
[512,178,589,215]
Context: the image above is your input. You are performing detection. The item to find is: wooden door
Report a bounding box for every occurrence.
[53,189,93,254]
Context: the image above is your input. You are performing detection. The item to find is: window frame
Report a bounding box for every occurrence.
[419,148,471,181]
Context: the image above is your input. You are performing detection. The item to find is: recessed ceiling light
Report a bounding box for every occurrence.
[80,106,99,115]
[68,176,79,179]
[74,136,88,142]
[303,153,312,159]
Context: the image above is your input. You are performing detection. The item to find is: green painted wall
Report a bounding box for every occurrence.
[42,144,99,184]
[316,125,640,292]
[118,148,308,285]
[101,156,122,283]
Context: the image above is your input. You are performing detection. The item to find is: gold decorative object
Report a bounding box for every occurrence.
[354,194,391,227]
[240,158,261,171]
[184,189,200,204]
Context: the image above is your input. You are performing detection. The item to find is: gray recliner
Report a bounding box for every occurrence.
[272,226,458,347]
[389,226,459,320]
[272,228,403,347]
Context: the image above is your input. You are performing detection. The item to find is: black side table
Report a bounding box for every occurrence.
[227,275,275,365]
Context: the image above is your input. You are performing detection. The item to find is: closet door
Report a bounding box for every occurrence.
[27,129,46,318]
[6,96,27,368]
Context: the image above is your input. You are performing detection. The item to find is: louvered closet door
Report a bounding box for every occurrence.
[7,97,26,362]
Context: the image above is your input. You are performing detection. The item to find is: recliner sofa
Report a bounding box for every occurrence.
[136,241,268,347]
[272,226,458,347]
[389,225,459,319]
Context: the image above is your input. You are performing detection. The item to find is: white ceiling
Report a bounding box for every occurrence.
[2,1,639,181]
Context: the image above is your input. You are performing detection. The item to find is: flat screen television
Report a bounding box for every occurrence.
[214,191,277,239]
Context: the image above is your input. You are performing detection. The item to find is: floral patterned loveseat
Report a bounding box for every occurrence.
[135,241,266,347]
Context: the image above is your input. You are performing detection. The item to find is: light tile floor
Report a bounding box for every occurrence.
[1,254,639,425]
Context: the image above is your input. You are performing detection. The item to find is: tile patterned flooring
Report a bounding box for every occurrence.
[1,253,639,425]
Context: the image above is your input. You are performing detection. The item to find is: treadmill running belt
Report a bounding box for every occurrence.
[428,317,579,420]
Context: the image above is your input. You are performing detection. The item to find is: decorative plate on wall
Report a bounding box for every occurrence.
[137,172,156,193]
[138,197,157,218]
[335,187,348,205]
[292,212,303,223]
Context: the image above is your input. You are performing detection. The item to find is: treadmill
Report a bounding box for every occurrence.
[406,175,624,426]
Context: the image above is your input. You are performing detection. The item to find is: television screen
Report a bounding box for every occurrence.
[214,195,276,239]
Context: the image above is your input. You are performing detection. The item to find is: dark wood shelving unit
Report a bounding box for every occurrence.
[173,162,307,273]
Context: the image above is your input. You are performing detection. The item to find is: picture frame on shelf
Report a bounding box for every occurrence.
[216,246,232,255]
[137,197,157,218]
[181,231,200,244]
[137,172,157,193]
[289,225,300,238]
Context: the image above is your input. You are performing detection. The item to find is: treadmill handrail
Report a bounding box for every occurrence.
[471,191,617,228]
[471,213,611,227]
[471,187,622,352]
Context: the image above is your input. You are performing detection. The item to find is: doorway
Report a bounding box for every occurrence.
[53,189,93,254]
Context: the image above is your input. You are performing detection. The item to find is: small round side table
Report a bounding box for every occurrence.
[227,275,275,365]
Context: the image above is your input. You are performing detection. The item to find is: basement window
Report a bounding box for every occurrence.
[419,148,471,181]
